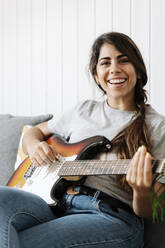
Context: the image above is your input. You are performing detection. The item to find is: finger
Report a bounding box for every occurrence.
[143,152,153,188]
[41,143,57,162]
[48,145,58,161]
[137,146,147,186]
[126,163,132,182]
[33,152,46,166]
[126,151,138,184]
[30,147,51,165]
[30,156,41,167]
[36,142,55,164]
[38,147,53,164]
[131,149,140,184]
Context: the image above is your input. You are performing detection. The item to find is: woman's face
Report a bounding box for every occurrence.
[95,43,138,110]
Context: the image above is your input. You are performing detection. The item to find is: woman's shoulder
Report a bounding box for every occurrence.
[145,105,165,154]
[145,106,165,161]
[74,99,104,114]
[145,105,165,127]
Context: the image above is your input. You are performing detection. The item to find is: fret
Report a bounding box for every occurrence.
[74,165,81,175]
[123,165,128,174]
[79,166,85,175]
[114,160,121,174]
[82,162,94,175]
[94,165,102,175]
[118,166,123,174]
[85,163,93,174]
[112,165,120,174]
[101,166,109,175]
[65,164,70,175]
[107,165,115,175]
[100,165,108,175]
[58,159,165,177]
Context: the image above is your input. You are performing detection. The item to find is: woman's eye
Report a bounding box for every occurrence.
[101,61,110,66]
[119,59,129,64]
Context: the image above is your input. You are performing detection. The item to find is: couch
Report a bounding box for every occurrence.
[0,113,164,248]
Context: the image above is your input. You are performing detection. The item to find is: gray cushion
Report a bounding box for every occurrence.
[144,219,165,248]
[0,114,53,186]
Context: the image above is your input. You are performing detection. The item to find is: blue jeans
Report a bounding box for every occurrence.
[0,186,144,248]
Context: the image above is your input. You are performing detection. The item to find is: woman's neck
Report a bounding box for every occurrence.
[107,98,137,111]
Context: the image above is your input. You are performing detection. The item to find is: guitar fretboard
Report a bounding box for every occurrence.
[58,159,165,176]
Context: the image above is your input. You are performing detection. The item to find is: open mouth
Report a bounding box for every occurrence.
[107,78,127,86]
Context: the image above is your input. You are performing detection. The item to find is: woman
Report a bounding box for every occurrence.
[1,32,165,248]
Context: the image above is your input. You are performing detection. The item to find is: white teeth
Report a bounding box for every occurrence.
[109,79,126,84]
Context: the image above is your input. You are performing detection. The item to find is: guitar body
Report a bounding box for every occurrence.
[7,135,111,205]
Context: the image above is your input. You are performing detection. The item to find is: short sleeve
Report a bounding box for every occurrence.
[47,101,86,140]
[47,108,74,139]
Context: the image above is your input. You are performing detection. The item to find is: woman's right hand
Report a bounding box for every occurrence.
[27,141,57,167]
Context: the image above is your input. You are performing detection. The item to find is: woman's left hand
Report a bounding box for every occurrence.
[126,146,153,195]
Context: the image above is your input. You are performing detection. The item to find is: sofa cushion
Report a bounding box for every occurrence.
[0,114,53,186]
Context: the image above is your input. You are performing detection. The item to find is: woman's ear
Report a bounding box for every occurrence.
[137,72,141,79]
[94,74,100,85]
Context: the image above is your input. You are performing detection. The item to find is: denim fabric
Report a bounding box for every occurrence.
[0,186,144,248]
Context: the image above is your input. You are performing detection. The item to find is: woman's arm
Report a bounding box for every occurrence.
[22,122,57,166]
[126,146,165,219]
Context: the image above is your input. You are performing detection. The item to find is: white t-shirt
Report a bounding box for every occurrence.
[48,99,165,207]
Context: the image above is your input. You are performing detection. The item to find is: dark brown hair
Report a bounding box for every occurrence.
[89,32,152,192]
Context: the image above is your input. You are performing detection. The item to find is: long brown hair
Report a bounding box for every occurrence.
[89,32,152,192]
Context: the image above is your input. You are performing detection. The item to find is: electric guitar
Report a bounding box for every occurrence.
[7,135,165,205]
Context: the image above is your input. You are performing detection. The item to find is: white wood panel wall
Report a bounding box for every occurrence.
[0,0,165,117]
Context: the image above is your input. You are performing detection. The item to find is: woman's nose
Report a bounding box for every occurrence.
[109,62,121,74]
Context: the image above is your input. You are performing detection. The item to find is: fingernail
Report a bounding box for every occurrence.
[138,145,146,152]
[138,146,142,152]
[146,152,151,159]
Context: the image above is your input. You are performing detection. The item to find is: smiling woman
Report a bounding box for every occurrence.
[95,43,137,110]
[0,32,165,248]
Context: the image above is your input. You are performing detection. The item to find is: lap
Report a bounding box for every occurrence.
[0,187,144,248]
[20,194,144,248]
[19,214,125,247]
[0,186,55,230]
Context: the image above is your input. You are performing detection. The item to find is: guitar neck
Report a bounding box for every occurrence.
[58,159,165,177]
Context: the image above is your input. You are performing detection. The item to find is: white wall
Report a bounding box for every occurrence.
[0,0,165,117]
